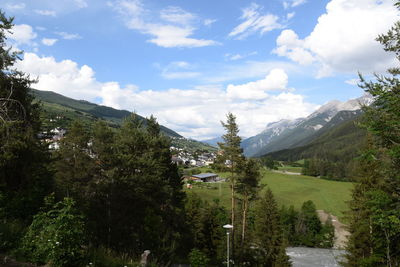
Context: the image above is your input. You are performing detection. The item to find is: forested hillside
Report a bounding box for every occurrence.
[262,111,366,180]
[32,89,182,137]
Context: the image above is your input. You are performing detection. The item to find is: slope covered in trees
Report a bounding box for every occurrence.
[32,88,182,137]
[263,111,367,180]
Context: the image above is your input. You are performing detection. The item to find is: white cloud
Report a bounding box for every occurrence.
[204,60,297,83]
[161,61,201,79]
[287,12,295,20]
[6,3,26,10]
[41,38,58,46]
[345,78,359,86]
[15,53,317,139]
[274,29,315,65]
[204,19,217,26]
[226,54,243,61]
[15,53,99,100]
[283,0,307,9]
[110,0,219,48]
[146,25,218,48]
[34,9,57,17]
[6,24,37,45]
[55,32,82,40]
[227,69,289,100]
[291,0,307,8]
[275,0,399,77]
[229,3,282,40]
[74,0,88,8]
[160,6,196,25]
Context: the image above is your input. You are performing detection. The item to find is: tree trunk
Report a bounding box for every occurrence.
[384,229,392,267]
[241,194,248,246]
[231,179,235,259]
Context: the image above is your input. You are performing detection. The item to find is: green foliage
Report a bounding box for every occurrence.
[21,196,87,266]
[253,189,291,266]
[216,112,246,262]
[185,193,228,266]
[295,201,322,246]
[184,168,202,176]
[260,156,279,170]
[346,2,400,265]
[0,9,53,222]
[189,169,353,220]
[54,120,97,205]
[280,201,334,248]
[32,89,182,138]
[266,112,366,181]
[189,248,210,267]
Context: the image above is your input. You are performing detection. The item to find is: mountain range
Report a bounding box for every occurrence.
[240,94,373,157]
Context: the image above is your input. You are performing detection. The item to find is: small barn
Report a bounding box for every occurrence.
[191,173,219,183]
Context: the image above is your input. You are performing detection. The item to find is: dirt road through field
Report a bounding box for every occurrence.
[317,210,349,249]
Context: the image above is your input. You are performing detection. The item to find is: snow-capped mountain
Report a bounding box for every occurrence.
[241,118,303,157]
[241,94,373,157]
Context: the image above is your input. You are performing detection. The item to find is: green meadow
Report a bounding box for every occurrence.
[186,168,354,220]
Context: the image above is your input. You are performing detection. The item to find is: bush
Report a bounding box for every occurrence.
[21,195,87,266]
[189,249,210,267]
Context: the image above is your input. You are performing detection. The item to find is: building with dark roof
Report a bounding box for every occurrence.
[191,173,219,182]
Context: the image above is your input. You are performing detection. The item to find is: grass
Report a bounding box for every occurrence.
[185,168,354,220]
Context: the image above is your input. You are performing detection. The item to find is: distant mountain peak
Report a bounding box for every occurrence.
[241,93,373,157]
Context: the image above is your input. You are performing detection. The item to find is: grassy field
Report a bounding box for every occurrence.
[186,168,353,220]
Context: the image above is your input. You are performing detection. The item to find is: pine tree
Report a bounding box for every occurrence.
[217,113,244,260]
[346,1,400,265]
[236,158,262,248]
[0,10,53,221]
[54,120,96,205]
[254,189,291,266]
[295,200,322,247]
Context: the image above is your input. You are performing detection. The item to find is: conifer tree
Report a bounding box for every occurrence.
[54,120,96,205]
[236,158,262,247]
[346,1,400,265]
[0,10,53,221]
[295,200,322,247]
[217,112,244,259]
[254,189,291,266]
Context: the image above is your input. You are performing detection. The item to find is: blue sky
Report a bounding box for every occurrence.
[4,0,399,139]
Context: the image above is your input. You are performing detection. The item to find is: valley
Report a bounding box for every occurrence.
[186,167,353,220]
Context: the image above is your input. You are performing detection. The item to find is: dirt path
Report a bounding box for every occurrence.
[317,210,349,249]
[272,170,302,175]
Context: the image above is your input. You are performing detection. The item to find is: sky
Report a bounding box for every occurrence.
[3,0,399,140]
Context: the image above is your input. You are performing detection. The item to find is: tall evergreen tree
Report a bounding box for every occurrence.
[236,158,262,247]
[295,200,322,247]
[346,1,400,265]
[0,10,53,221]
[254,189,291,266]
[217,112,244,260]
[54,120,96,205]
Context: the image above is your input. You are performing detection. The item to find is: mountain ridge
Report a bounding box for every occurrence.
[241,93,372,157]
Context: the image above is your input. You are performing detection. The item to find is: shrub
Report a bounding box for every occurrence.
[189,249,210,267]
[21,195,87,266]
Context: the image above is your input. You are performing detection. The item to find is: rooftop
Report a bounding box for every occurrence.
[192,173,218,179]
